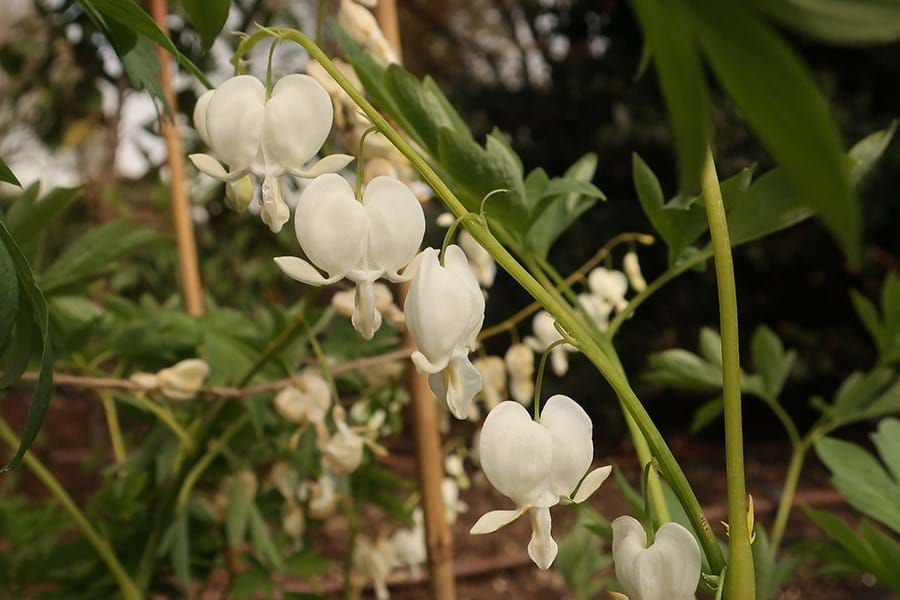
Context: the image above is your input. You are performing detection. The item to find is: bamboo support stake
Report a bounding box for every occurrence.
[374,2,456,598]
[149,0,205,317]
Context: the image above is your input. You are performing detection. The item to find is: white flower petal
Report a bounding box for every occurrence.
[470,508,525,534]
[428,354,482,420]
[443,244,485,346]
[527,507,558,570]
[364,176,425,277]
[291,153,355,178]
[193,89,214,146]
[479,401,556,508]
[263,74,334,172]
[550,346,569,377]
[588,267,629,311]
[205,75,266,172]
[259,175,290,233]
[189,153,233,181]
[273,256,343,286]
[540,394,593,498]
[294,174,368,279]
[352,280,383,340]
[571,465,612,504]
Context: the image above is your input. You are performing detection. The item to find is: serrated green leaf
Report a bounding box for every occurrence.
[181,0,229,50]
[872,418,900,483]
[384,65,455,153]
[644,349,724,392]
[689,0,860,262]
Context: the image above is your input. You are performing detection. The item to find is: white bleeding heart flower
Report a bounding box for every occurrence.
[525,311,573,377]
[390,508,427,578]
[588,267,629,312]
[469,396,612,570]
[189,74,353,233]
[156,359,209,401]
[354,535,397,600]
[624,251,647,293]
[274,371,332,424]
[305,59,362,130]
[459,230,497,288]
[579,292,614,332]
[320,408,365,475]
[504,343,535,405]
[275,173,424,340]
[611,516,701,600]
[404,245,485,420]
[474,356,507,411]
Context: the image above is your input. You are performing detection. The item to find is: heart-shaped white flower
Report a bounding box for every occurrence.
[579,291,614,332]
[474,356,507,411]
[504,343,535,405]
[588,267,629,312]
[459,229,497,288]
[470,396,611,570]
[611,516,701,600]
[275,173,425,340]
[525,311,573,376]
[404,245,485,419]
[190,74,352,233]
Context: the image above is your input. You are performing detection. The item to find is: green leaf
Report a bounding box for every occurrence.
[644,349,724,392]
[171,511,191,585]
[750,326,796,399]
[752,526,803,600]
[872,418,900,485]
[753,0,900,46]
[815,434,900,534]
[181,0,229,50]
[384,64,456,153]
[688,0,860,263]
[690,397,724,433]
[225,477,253,548]
[335,27,402,120]
[0,158,20,187]
[727,168,815,247]
[698,327,723,367]
[849,120,897,183]
[283,549,335,579]
[0,242,17,352]
[554,507,613,600]
[247,502,284,569]
[631,0,710,194]
[5,187,81,248]
[0,218,53,471]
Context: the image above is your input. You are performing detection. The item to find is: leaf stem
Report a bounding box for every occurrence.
[769,439,809,555]
[701,145,755,598]
[0,417,141,600]
[533,339,567,421]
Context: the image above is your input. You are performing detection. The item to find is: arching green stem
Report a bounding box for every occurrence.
[233,28,727,574]
[355,126,379,200]
[533,339,567,421]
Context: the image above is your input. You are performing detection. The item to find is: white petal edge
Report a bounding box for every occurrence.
[273,256,343,286]
[469,508,525,534]
[291,153,356,178]
[571,465,612,504]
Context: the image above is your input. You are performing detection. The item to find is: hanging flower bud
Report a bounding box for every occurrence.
[470,397,611,570]
[390,508,426,578]
[623,251,647,292]
[404,246,485,419]
[587,267,629,312]
[282,502,306,542]
[320,408,365,475]
[156,359,209,401]
[474,356,507,411]
[274,371,332,425]
[579,292,613,332]
[353,535,396,600]
[338,0,399,65]
[190,75,353,233]
[504,343,535,405]
[459,230,497,288]
[611,517,701,600]
[275,174,424,340]
[525,311,572,377]
[224,174,255,213]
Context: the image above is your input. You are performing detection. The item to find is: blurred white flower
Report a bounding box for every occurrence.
[587,267,628,312]
[189,74,352,233]
[470,397,611,570]
[305,474,339,519]
[459,230,497,288]
[442,477,468,525]
[274,371,332,425]
[390,508,426,578]
[504,343,535,405]
[578,291,613,332]
[525,311,572,377]
[331,282,404,329]
[354,535,396,600]
[267,461,299,500]
[623,251,647,293]
[404,246,484,419]
[474,356,507,411]
[444,454,470,490]
[320,409,365,475]
[275,174,424,340]
[612,516,701,600]
[338,0,399,65]
[155,359,209,401]
[305,58,362,129]
[282,502,306,542]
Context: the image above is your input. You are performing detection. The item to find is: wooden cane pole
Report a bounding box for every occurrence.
[148,0,205,317]
[373,2,456,598]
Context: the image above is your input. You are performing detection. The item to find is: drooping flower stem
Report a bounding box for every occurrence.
[355,126,379,200]
[701,145,756,598]
[235,28,726,575]
[533,339,567,420]
[0,417,141,600]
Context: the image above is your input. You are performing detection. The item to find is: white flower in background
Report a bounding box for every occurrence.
[338,0,399,65]
[305,474,339,519]
[525,311,572,377]
[588,267,629,312]
[190,74,353,233]
[364,157,399,183]
[155,358,209,401]
[331,282,404,329]
[404,246,485,419]
[442,477,468,525]
[474,356,507,411]
[305,59,362,129]
[459,230,497,288]
[504,343,535,405]
[282,502,306,542]
[354,535,397,600]
[578,292,613,332]
[275,174,425,340]
[470,397,611,570]
[611,516,701,600]
[623,251,647,293]
[267,461,299,500]
[320,408,365,475]
[390,508,427,577]
[274,371,332,424]
[444,453,470,490]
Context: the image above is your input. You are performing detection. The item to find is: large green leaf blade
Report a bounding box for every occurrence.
[0,242,17,352]
[753,0,900,46]
[0,158,20,187]
[689,0,860,262]
[181,0,230,51]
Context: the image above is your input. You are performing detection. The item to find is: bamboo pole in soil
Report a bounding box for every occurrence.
[373,2,456,598]
[148,0,205,317]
